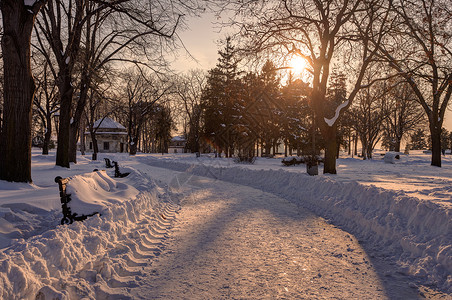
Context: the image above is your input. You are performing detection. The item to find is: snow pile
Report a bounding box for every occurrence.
[142,157,452,293]
[0,170,178,299]
[383,151,404,164]
[66,170,139,216]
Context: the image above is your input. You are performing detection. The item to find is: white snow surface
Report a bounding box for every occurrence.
[0,149,450,298]
[324,100,349,127]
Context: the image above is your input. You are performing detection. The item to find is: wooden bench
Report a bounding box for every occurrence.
[55,176,99,225]
[113,161,130,178]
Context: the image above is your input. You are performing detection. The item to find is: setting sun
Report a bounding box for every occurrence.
[290,56,307,74]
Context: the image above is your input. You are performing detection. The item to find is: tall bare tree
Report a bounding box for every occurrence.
[123,69,173,155]
[32,58,59,155]
[173,69,206,152]
[349,78,389,159]
[35,0,204,167]
[383,79,426,152]
[375,0,452,166]
[35,0,86,168]
[0,0,47,182]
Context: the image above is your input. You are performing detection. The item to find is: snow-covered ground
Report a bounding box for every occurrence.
[0,149,450,299]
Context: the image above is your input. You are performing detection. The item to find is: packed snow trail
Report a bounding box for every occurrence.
[128,165,423,299]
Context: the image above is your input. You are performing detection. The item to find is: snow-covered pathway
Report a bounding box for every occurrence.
[129,165,422,299]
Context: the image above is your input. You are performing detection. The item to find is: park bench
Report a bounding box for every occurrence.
[55,176,99,225]
[281,156,304,166]
[104,158,114,168]
[113,161,130,178]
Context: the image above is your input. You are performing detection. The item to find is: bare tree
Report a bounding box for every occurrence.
[173,69,206,152]
[375,0,452,166]
[383,78,426,152]
[0,0,48,182]
[348,79,389,159]
[34,0,204,167]
[35,0,86,168]
[219,0,389,173]
[84,71,117,159]
[32,58,59,155]
[122,68,173,155]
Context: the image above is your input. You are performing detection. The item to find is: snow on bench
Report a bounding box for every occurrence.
[383,151,403,164]
[55,175,99,225]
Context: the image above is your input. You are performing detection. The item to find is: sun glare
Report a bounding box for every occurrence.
[290,56,307,74]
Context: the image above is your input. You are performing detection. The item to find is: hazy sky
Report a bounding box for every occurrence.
[175,13,452,131]
[173,12,226,73]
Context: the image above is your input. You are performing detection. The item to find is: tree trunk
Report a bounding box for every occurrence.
[430,123,442,167]
[394,139,401,153]
[322,126,337,174]
[130,137,138,155]
[69,124,79,163]
[55,65,73,168]
[42,114,52,155]
[91,131,99,160]
[0,2,36,182]
[354,134,358,156]
[80,117,86,155]
[348,133,351,156]
[69,80,87,162]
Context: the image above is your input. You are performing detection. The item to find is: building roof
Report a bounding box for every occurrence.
[171,135,186,142]
[93,117,126,130]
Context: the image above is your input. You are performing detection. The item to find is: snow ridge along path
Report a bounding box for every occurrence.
[138,156,452,295]
[0,170,179,299]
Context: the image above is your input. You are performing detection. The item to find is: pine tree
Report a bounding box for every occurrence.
[201,37,241,157]
[410,129,428,150]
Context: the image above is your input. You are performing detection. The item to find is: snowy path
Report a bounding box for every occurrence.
[128,165,423,299]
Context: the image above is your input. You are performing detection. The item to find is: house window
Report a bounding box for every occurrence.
[89,142,93,150]
[103,142,110,150]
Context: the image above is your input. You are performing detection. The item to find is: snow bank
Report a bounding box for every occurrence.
[67,170,139,216]
[0,171,178,299]
[142,157,452,293]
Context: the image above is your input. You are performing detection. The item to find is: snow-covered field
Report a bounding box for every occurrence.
[0,149,450,299]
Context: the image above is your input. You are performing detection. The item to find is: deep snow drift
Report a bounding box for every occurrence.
[0,149,450,298]
[0,152,179,299]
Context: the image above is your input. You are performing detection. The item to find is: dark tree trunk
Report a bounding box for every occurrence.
[42,114,52,155]
[354,134,358,156]
[394,139,401,153]
[0,2,39,182]
[69,125,78,163]
[322,126,337,174]
[69,81,88,163]
[430,123,442,167]
[91,131,99,160]
[55,66,73,168]
[130,137,138,155]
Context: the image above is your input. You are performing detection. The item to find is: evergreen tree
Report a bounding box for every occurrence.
[410,129,428,150]
[280,74,312,156]
[201,37,241,157]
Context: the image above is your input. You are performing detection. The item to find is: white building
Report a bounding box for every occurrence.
[85,118,128,153]
[168,135,187,153]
